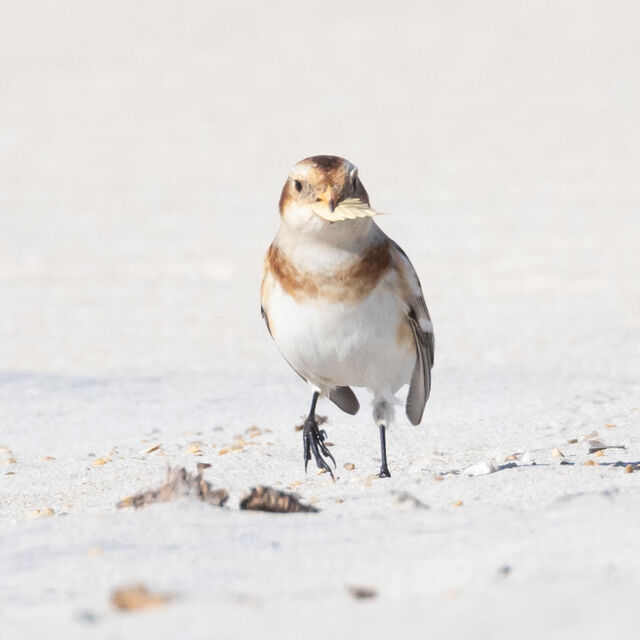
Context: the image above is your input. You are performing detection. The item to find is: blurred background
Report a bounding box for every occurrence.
[1,0,638,378]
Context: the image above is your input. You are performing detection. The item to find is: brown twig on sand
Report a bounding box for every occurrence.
[587,441,627,454]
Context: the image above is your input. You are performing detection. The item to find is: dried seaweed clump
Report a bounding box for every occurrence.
[239,486,318,513]
[117,465,228,509]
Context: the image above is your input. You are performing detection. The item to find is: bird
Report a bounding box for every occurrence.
[260,155,434,478]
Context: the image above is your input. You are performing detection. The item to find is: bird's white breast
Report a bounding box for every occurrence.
[266,271,415,396]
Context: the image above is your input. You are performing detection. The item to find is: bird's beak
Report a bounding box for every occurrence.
[311,184,381,222]
[318,185,339,213]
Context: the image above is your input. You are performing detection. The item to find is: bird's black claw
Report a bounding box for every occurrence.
[303,418,335,479]
[379,465,391,478]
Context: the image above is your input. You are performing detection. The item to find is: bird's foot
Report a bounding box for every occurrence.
[379,465,391,479]
[303,418,336,479]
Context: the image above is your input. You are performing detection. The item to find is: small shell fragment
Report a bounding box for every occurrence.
[625,464,634,473]
[594,450,605,458]
[452,500,463,507]
[140,443,162,455]
[520,452,534,465]
[464,460,498,476]
[92,457,109,466]
[551,448,564,458]
[584,460,596,466]
[605,423,616,429]
[41,456,56,461]
[186,444,201,455]
[111,585,172,611]
[567,438,578,444]
[343,462,355,471]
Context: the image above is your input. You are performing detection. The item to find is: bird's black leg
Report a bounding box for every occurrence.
[378,424,391,478]
[302,391,336,479]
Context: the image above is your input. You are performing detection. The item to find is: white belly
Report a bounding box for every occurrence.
[268,278,416,395]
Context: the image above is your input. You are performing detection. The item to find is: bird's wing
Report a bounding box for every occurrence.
[260,304,272,337]
[327,386,360,415]
[390,240,435,425]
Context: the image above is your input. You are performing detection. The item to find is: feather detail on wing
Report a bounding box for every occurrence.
[390,240,435,426]
[260,304,272,337]
[328,386,360,415]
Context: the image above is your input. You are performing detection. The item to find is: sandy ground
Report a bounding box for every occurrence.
[1,1,640,638]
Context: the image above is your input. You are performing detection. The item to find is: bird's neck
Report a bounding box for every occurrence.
[275,219,384,272]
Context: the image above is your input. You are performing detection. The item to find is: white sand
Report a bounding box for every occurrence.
[1,1,639,638]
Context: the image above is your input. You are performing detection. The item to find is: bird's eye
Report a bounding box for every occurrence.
[294,180,302,192]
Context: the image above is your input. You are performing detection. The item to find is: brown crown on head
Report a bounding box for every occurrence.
[279,155,370,215]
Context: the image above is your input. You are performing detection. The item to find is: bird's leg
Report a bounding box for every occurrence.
[378,424,391,478]
[302,391,335,479]
[374,399,392,478]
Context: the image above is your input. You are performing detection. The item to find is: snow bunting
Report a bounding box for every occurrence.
[261,155,434,478]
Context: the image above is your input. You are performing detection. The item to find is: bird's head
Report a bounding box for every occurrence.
[278,155,380,233]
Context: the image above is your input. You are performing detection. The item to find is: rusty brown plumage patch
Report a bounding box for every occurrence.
[278,178,292,216]
[265,240,392,304]
[305,155,345,172]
